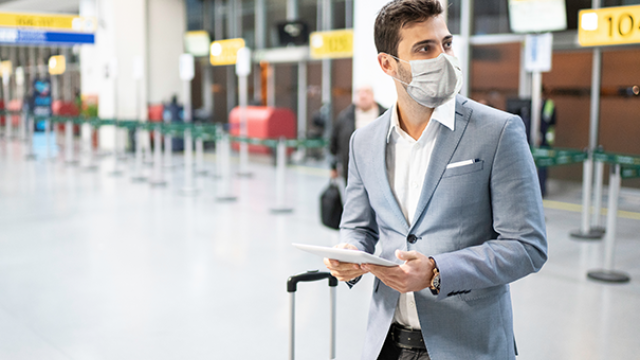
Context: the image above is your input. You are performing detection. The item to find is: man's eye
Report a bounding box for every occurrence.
[444,42,453,48]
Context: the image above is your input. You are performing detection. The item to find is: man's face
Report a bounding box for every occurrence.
[394,15,454,84]
[355,87,375,111]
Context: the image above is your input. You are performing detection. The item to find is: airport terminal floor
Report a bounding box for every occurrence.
[1,139,640,360]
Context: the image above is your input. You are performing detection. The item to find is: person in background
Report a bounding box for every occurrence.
[329,85,387,182]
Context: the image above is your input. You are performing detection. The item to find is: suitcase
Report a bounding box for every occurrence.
[287,270,338,360]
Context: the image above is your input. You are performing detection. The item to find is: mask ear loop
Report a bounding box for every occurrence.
[381,53,412,87]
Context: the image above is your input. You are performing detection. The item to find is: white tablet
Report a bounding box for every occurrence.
[293,243,399,267]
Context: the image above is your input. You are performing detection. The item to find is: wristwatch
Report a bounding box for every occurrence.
[429,267,440,295]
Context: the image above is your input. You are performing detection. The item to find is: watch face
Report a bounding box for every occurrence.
[433,274,440,289]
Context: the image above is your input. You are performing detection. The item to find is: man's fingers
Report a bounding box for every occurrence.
[396,249,420,262]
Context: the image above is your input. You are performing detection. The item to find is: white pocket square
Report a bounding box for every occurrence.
[446,159,477,169]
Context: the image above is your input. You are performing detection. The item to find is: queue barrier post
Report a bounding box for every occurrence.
[131,123,147,182]
[109,120,124,176]
[20,110,27,143]
[64,118,78,165]
[163,121,175,170]
[24,114,36,160]
[270,137,293,214]
[215,131,237,202]
[570,151,603,239]
[587,163,630,283]
[149,124,166,187]
[211,124,223,179]
[80,119,98,172]
[591,155,606,234]
[181,125,197,195]
[195,135,207,176]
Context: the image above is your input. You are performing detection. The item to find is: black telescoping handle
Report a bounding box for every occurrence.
[287,270,338,292]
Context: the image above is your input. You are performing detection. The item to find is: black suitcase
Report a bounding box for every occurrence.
[287,270,338,360]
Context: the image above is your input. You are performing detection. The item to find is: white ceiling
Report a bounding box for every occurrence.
[0,0,80,14]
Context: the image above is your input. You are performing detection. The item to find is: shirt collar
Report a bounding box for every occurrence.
[386,98,456,143]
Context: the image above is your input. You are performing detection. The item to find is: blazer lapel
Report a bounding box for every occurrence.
[409,97,473,233]
[372,112,410,231]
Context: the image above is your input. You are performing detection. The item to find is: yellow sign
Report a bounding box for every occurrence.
[579,5,640,46]
[210,38,246,66]
[310,29,353,59]
[0,12,96,32]
[0,61,12,76]
[48,55,66,75]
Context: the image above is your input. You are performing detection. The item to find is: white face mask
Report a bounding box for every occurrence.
[387,53,463,108]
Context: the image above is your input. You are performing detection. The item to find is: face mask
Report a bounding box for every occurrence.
[387,53,463,108]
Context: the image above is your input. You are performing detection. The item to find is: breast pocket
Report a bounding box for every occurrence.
[442,160,484,178]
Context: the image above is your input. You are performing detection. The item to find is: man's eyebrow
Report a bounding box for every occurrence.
[412,35,454,51]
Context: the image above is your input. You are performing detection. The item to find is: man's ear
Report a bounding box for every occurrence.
[377,53,396,76]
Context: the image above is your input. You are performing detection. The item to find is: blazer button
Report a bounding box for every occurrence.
[407,234,418,244]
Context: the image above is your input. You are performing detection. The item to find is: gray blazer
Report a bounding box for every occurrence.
[341,95,548,360]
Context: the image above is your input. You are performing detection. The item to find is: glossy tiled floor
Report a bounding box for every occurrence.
[1,137,639,360]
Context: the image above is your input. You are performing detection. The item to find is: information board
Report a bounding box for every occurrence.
[210,38,246,66]
[310,29,353,59]
[579,5,640,46]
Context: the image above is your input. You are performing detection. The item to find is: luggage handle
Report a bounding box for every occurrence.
[287,270,338,292]
[288,270,337,360]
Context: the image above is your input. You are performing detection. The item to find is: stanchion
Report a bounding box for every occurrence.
[164,129,174,169]
[181,127,197,194]
[20,110,27,143]
[149,124,166,187]
[271,138,293,214]
[80,122,98,171]
[215,132,237,202]
[24,115,36,160]
[44,118,55,160]
[179,54,197,195]
[236,47,252,178]
[587,164,630,283]
[211,124,223,179]
[195,137,208,176]
[590,158,606,235]
[64,119,78,165]
[571,155,602,239]
[109,120,124,176]
[131,126,147,182]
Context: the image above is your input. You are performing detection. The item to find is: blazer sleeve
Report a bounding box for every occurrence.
[338,131,380,256]
[431,116,548,299]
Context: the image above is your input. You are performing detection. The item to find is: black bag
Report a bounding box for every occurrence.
[320,181,344,230]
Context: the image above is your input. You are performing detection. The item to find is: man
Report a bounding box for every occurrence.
[330,86,386,182]
[324,1,548,360]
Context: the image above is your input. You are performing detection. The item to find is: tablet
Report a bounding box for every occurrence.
[293,243,399,267]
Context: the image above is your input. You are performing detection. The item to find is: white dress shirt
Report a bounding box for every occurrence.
[386,99,456,329]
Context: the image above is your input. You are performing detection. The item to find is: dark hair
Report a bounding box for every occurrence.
[374,0,443,57]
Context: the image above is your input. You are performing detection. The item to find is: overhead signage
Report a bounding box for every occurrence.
[1,60,12,77]
[0,12,96,32]
[48,55,66,75]
[0,28,94,45]
[508,0,567,33]
[185,31,211,57]
[579,5,640,47]
[210,38,246,66]
[524,33,553,72]
[309,29,353,59]
[235,48,251,76]
[179,53,195,81]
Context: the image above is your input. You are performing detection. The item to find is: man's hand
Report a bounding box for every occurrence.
[323,243,369,282]
[330,169,339,179]
[361,250,435,293]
